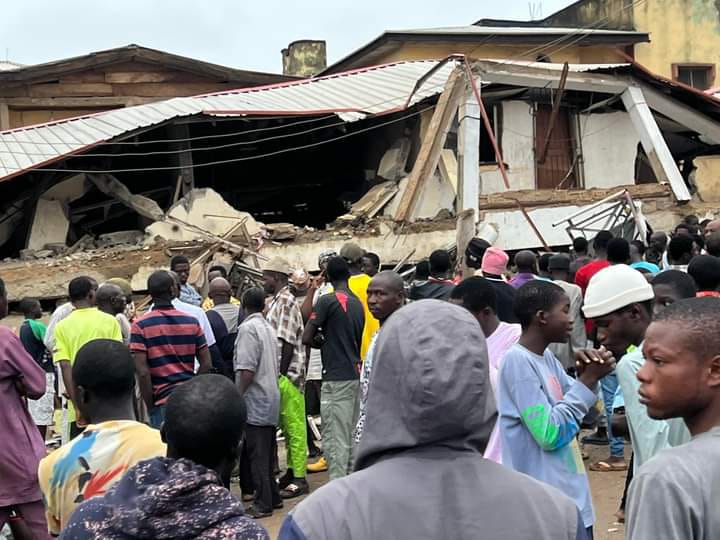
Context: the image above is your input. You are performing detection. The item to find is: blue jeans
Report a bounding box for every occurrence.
[600,372,624,458]
[149,405,166,429]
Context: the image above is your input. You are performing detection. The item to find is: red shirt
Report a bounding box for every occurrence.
[574,259,611,296]
[697,291,720,298]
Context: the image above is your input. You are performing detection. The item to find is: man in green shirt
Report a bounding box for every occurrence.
[53,276,122,438]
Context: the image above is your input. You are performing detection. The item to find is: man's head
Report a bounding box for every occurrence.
[289,268,310,297]
[513,281,571,343]
[0,277,6,319]
[415,260,430,281]
[208,277,232,306]
[429,249,452,279]
[96,283,127,316]
[340,242,365,271]
[548,254,571,282]
[706,231,720,258]
[514,250,537,274]
[317,249,337,273]
[450,277,499,337]
[593,230,613,257]
[19,297,42,320]
[262,257,291,295]
[147,270,175,303]
[163,374,246,484]
[361,252,380,277]
[170,255,191,286]
[639,298,720,426]
[106,278,133,306]
[72,339,136,424]
[651,270,697,315]
[688,255,720,293]
[241,287,266,316]
[481,247,509,278]
[649,231,668,253]
[207,265,228,283]
[607,238,631,265]
[573,236,589,257]
[674,223,693,238]
[465,238,491,270]
[704,219,720,238]
[630,240,646,263]
[538,253,553,277]
[684,214,700,228]
[367,271,405,324]
[326,256,351,287]
[583,265,654,357]
[68,276,99,308]
[668,235,696,266]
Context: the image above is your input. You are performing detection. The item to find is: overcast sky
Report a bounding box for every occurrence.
[1,1,575,73]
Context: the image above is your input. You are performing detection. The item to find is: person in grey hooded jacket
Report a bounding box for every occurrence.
[278,300,589,540]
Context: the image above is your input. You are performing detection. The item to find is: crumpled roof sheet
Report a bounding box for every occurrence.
[0,60,455,181]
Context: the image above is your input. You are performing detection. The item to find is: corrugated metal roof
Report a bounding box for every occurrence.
[0,60,455,181]
[0,61,454,181]
[392,25,645,36]
[0,60,24,71]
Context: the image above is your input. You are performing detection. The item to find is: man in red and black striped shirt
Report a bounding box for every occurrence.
[131,270,211,428]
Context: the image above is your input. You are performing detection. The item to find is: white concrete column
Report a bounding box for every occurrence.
[457,89,481,221]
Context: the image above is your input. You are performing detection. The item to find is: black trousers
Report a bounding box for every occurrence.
[245,424,281,512]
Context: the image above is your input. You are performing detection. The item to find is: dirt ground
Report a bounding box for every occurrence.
[238,435,629,539]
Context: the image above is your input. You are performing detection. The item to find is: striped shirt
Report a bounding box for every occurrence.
[130,307,207,406]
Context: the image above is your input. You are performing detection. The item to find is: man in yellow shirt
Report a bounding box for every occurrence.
[340,243,379,361]
[201,266,241,311]
[39,339,166,535]
[53,277,123,438]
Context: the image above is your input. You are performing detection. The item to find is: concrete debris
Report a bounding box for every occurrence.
[87,172,165,222]
[146,188,262,243]
[377,137,411,181]
[339,181,399,224]
[66,234,96,255]
[384,173,456,220]
[27,198,70,251]
[264,223,298,241]
[96,230,145,248]
[43,173,89,204]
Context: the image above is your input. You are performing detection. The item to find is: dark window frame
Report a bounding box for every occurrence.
[672,63,716,90]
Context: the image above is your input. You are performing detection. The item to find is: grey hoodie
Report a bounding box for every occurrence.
[280,300,588,540]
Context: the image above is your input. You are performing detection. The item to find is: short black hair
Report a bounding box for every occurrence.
[675,223,693,235]
[573,237,588,253]
[630,240,646,256]
[668,235,694,262]
[429,249,452,275]
[164,374,246,469]
[170,255,190,269]
[363,252,380,267]
[148,270,174,298]
[593,230,613,252]
[18,297,41,317]
[653,297,720,359]
[73,339,135,399]
[241,287,266,311]
[707,231,720,257]
[208,265,228,278]
[607,238,631,264]
[688,255,720,292]
[538,253,553,273]
[450,277,497,313]
[651,270,697,299]
[415,260,430,280]
[68,276,96,302]
[513,280,566,329]
[326,256,351,282]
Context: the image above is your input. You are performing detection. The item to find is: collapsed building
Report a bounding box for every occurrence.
[1,57,720,302]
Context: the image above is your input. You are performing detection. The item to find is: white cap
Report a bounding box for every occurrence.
[582,264,654,319]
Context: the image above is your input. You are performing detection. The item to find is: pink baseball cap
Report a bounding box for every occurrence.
[481,247,509,275]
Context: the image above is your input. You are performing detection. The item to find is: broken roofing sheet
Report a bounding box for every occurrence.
[0,60,456,180]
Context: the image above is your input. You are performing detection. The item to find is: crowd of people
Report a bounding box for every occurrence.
[1,215,719,539]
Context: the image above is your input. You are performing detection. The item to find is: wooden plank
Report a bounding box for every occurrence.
[0,103,9,131]
[29,83,114,97]
[438,149,458,195]
[112,82,223,97]
[394,68,465,221]
[621,86,691,202]
[59,72,106,84]
[456,208,476,279]
[105,71,182,84]
[3,96,156,107]
[538,62,569,165]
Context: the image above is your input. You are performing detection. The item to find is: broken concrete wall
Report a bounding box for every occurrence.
[27,198,69,251]
[693,155,720,202]
[481,101,536,193]
[146,188,262,243]
[43,173,89,204]
[580,111,639,188]
[383,171,456,220]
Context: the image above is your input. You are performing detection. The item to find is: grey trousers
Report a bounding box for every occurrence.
[321,380,360,481]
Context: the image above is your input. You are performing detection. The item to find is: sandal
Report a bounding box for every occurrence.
[280,480,309,499]
[589,460,628,472]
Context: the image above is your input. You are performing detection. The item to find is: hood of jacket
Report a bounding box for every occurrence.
[354,300,496,471]
[101,457,245,538]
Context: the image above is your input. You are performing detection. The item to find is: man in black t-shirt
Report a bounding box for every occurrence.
[303,257,364,481]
